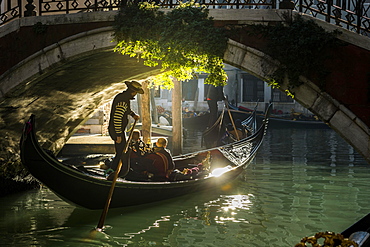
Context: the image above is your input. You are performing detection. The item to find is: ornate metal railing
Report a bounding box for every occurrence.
[1,0,369,36]
[296,0,370,36]
[0,0,276,24]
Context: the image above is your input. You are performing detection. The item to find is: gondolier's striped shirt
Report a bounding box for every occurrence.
[108,91,137,140]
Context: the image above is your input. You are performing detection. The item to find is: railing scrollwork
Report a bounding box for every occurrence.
[297,0,370,36]
[1,0,369,36]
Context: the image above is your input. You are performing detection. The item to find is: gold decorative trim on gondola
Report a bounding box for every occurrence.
[295,231,358,247]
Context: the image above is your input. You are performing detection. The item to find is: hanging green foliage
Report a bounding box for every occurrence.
[113,1,228,88]
[248,14,343,95]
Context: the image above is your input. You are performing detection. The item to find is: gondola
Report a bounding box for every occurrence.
[295,213,370,247]
[341,213,370,246]
[202,102,260,148]
[267,116,329,129]
[230,102,329,129]
[20,105,272,210]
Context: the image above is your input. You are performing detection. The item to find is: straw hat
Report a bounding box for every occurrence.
[124,81,144,94]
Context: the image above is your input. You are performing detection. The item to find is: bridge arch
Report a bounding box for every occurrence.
[0,9,369,178]
[0,17,161,166]
[1,9,288,157]
[0,11,118,98]
[225,39,370,163]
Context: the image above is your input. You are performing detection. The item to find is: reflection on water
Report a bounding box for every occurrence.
[1,128,369,246]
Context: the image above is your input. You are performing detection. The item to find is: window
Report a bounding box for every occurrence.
[242,74,264,102]
[182,79,198,101]
[271,88,294,102]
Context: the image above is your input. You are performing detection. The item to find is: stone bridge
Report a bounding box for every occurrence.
[0,7,369,182]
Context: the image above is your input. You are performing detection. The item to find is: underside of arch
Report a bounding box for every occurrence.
[224,39,370,164]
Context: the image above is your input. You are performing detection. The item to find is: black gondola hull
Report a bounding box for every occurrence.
[20,110,268,209]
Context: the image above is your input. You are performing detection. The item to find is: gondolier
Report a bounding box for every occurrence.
[206,85,225,127]
[108,80,144,171]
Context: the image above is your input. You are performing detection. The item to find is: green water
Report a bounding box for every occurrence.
[0,128,369,246]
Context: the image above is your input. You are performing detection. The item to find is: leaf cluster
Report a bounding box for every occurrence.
[250,14,343,93]
[113,1,228,88]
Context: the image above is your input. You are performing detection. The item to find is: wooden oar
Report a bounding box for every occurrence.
[224,98,240,141]
[96,119,137,231]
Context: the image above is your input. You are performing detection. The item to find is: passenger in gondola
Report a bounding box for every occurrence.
[108,80,144,174]
[149,138,175,181]
[171,151,211,181]
[125,129,154,181]
[126,137,175,182]
[130,129,148,157]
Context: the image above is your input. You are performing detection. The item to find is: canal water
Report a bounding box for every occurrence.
[1,127,369,246]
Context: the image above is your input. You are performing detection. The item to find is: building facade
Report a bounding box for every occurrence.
[153,64,312,116]
[80,64,315,134]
